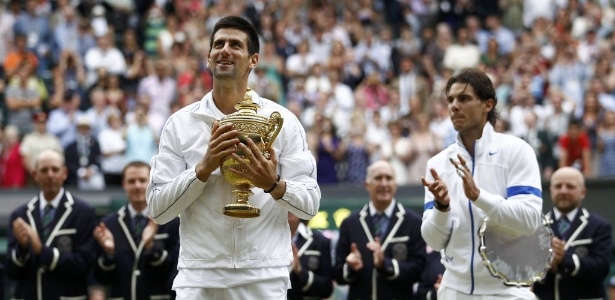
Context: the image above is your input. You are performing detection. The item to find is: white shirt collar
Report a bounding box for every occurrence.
[127,204,148,219]
[369,200,396,218]
[39,188,64,210]
[553,207,579,222]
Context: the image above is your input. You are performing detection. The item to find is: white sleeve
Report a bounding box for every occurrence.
[274,113,320,220]
[146,117,207,224]
[472,140,543,235]
[420,156,453,251]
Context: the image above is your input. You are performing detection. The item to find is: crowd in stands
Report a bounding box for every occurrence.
[1,0,615,190]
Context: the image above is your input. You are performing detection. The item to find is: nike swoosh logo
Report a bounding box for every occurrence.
[489,151,498,155]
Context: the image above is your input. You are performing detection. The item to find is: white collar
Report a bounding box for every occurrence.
[553,207,579,221]
[39,188,64,210]
[369,200,396,218]
[127,204,148,219]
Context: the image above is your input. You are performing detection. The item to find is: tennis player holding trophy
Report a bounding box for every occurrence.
[421,68,548,299]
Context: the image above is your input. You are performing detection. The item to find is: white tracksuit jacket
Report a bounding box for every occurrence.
[421,122,543,295]
[146,90,320,271]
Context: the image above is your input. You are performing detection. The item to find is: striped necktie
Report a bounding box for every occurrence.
[373,212,388,238]
[41,204,55,242]
[558,216,571,237]
[133,215,147,241]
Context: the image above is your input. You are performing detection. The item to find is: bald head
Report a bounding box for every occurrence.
[33,149,67,200]
[549,167,585,214]
[35,149,65,169]
[365,160,397,211]
[366,160,396,183]
[551,167,585,187]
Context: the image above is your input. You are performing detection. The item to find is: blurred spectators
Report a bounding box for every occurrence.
[1,0,615,191]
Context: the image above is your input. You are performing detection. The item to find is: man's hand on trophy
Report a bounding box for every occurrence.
[196,122,240,182]
[230,138,279,189]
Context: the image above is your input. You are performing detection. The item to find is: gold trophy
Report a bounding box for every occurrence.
[219,88,283,218]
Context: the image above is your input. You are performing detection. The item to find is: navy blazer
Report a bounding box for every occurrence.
[6,191,97,300]
[415,248,446,300]
[94,205,180,300]
[533,208,612,300]
[334,203,426,300]
[288,225,333,300]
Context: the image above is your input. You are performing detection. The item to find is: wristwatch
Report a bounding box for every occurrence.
[434,200,450,211]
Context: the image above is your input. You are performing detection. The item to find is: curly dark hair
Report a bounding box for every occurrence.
[445,68,499,125]
[209,16,260,55]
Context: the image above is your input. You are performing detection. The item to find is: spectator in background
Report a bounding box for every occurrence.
[53,5,81,55]
[6,149,97,299]
[3,34,35,80]
[443,26,481,72]
[533,167,612,300]
[380,120,412,185]
[93,161,180,299]
[285,40,318,79]
[84,87,120,137]
[47,90,83,148]
[124,104,157,165]
[309,117,342,185]
[137,59,176,131]
[334,160,426,299]
[394,56,428,116]
[97,112,126,186]
[0,2,15,69]
[0,125,25,188]
[84,34,127,87]
[19,111,62,174]
[55,50,86,107]
[408,113,441,184]
[339,127,371,185]
[13,0,53,78]
[287,212,333,300]
[5,64,43,135]
[597,110,615,177]
[64,116,104,190]
[559,119,592,177]
[549,45,592,119]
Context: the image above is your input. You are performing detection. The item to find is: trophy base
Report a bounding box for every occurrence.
[224,203,260,218]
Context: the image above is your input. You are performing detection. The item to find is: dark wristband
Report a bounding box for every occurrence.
[264,175,280,193]
[434,200,450,211]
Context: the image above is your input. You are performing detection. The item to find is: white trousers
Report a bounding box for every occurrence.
[174,277,287,300]
[437,286,537,300]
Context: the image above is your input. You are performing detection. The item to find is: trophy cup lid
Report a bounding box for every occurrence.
[220,88,269,126]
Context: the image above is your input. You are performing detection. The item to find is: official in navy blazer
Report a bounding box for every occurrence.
[533,167,612,300]
[7,149,98,300]
[334,160,426,300]
[93,161,180,300]
[288,212,333,300]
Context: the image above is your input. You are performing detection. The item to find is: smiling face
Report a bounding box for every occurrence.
[207,28,258,81]
[364,161,397,210]
[447,83,493,136]
[550,167,585,214]
[122,165,150,211]
[34,150,68,199]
